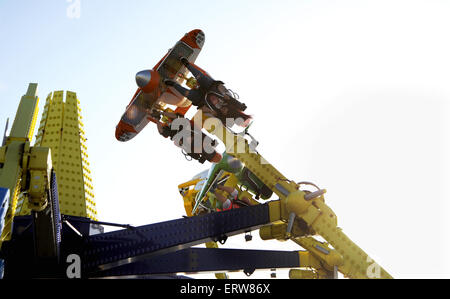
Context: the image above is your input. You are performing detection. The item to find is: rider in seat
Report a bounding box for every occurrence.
[165,57,251,127]
[210,184,251,211]
[154,109,222,163]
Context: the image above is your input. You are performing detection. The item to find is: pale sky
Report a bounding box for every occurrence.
[0,0,449,278]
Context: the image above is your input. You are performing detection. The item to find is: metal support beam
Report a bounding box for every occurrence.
[82,202,273,273]
[0,83,39,242]
[90,247,301,278]
[31,170,61,262]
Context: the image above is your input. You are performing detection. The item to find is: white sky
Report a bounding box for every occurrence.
[0,0,449,278]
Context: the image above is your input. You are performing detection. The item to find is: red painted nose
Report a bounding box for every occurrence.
[135,69,160,93]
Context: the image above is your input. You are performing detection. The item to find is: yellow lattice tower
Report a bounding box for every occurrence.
[15,91,98,220]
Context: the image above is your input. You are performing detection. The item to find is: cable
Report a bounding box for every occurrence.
[297,181,320,191]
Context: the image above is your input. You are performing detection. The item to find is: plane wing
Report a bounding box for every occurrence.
[116,29,205,142]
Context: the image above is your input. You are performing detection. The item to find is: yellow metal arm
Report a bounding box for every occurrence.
[202,117,392,279]
[0,84,40,242]
[27,147,52,212]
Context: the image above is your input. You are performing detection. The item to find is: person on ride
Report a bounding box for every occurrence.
[211,184,251,211]
[164,57,251,127]
[154,109,222,163]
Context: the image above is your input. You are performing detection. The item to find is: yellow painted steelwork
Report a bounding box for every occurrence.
[27,147,52,212]
[8,84,40,144]
[0,84,40,242]
[16,90,98,220]
[178,178,202,217]
[180,115,393,279]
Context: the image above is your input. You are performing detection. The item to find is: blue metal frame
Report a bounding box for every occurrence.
[0,201,299,279]
[91,247,300,278]
[81,202,271,273]
[0,187,9,237]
